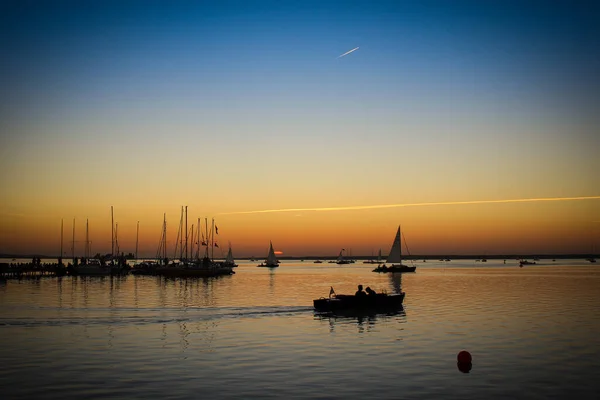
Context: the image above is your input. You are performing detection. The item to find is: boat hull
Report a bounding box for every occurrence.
[257,263,278,268]
[372,264,416,273]
[313,293,405,313]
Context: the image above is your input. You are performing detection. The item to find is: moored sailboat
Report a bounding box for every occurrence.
[155,211,234,277]
[373,226,416,273]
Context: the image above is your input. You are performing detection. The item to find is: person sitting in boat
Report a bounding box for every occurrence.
[355,285,366,297]
[365,287,377,296]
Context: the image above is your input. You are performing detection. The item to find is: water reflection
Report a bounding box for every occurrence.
[269,269,275,294]
[57,277,63,309]
[389,273,403,294]
[315,308,407,332]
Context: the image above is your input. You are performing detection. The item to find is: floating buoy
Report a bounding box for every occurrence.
[457,350,472,364]
[457,362,472,373]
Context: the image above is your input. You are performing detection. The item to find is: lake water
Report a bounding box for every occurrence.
[1,259,599,399]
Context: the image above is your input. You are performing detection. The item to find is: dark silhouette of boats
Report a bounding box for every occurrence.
[519,260,536,267]
[314,290,405,314]
[154,211,234,278]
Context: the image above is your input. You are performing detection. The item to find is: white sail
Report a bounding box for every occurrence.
[266,241,278,265]
[225,247,234,264]
[386,226,402,264]
[336,250,344,263]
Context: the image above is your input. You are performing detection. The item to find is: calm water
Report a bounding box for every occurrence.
[1,259,599,399]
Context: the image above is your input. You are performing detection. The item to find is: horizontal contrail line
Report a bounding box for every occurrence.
[219,196,600,215]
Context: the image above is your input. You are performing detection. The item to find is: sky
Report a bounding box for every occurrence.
[1,0,599,257]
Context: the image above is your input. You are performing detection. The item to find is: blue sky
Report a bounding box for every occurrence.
[1,1,599,255]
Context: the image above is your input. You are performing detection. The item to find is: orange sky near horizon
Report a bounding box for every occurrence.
[1,197,598,257]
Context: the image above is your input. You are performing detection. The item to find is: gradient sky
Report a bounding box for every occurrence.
[1,0,599,257]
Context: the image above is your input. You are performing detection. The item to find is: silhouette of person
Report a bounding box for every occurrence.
[355,284,366,297]
[365,287,376,296]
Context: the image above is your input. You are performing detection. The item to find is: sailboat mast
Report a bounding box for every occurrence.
[60,218,63,264]
[179,206,183,261]
[211,218,215,260]
[135,221,139,260]
[111,206,114,258]
[115,223,119,256]
[162,213,167,262]
[185,206,188,262]
[399,224,402,263]
[196,217,200,259]
[85,219,89,259]
[72,218,75,262]
[205,218,209,258]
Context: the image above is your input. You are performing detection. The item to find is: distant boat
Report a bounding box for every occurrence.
[223,245,237,268]
[373,226,416,273]
[258,241,279,268]
[313,260,323,264]
[519,260,536,267]
[586,257,597,263]
[335,249,351,265]
[363,249,383,264]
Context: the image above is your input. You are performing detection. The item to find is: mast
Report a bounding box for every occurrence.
[205,218,209,258]
[179,206,183,261]
[162,213,167,263]
[399,224,402,263]
[115,223,119,256]
[85,218,89,259]
[135,221,139,260]
[72,218,75,262]
[111,206,114,258]
[60,218,63,265]
[211,218,215,260]
[185,206,188,262]
[196,217,201,260]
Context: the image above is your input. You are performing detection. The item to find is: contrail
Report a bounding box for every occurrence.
[219,196,600,215]
[337,46,359,58]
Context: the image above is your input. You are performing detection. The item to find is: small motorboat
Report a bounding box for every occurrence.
[313,290,405,314]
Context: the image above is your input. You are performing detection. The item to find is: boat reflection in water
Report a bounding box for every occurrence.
[314,307,406,333]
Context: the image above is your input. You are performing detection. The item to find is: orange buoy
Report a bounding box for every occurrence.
[457,350,472,364]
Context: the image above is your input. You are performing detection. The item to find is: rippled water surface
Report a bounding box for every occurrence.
[1,260,599,399]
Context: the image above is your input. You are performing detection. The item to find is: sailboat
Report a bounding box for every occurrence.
[373,226,416,273]
[335,249,351,264]
[75,217,111,276]
[363,249,383,264]
[223,244,237,268]
[258,241,279,268]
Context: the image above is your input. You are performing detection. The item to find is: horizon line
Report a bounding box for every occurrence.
[219,196,600,215]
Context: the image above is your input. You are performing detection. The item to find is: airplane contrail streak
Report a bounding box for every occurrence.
[219,196,600,215]
[337,46,359,58]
